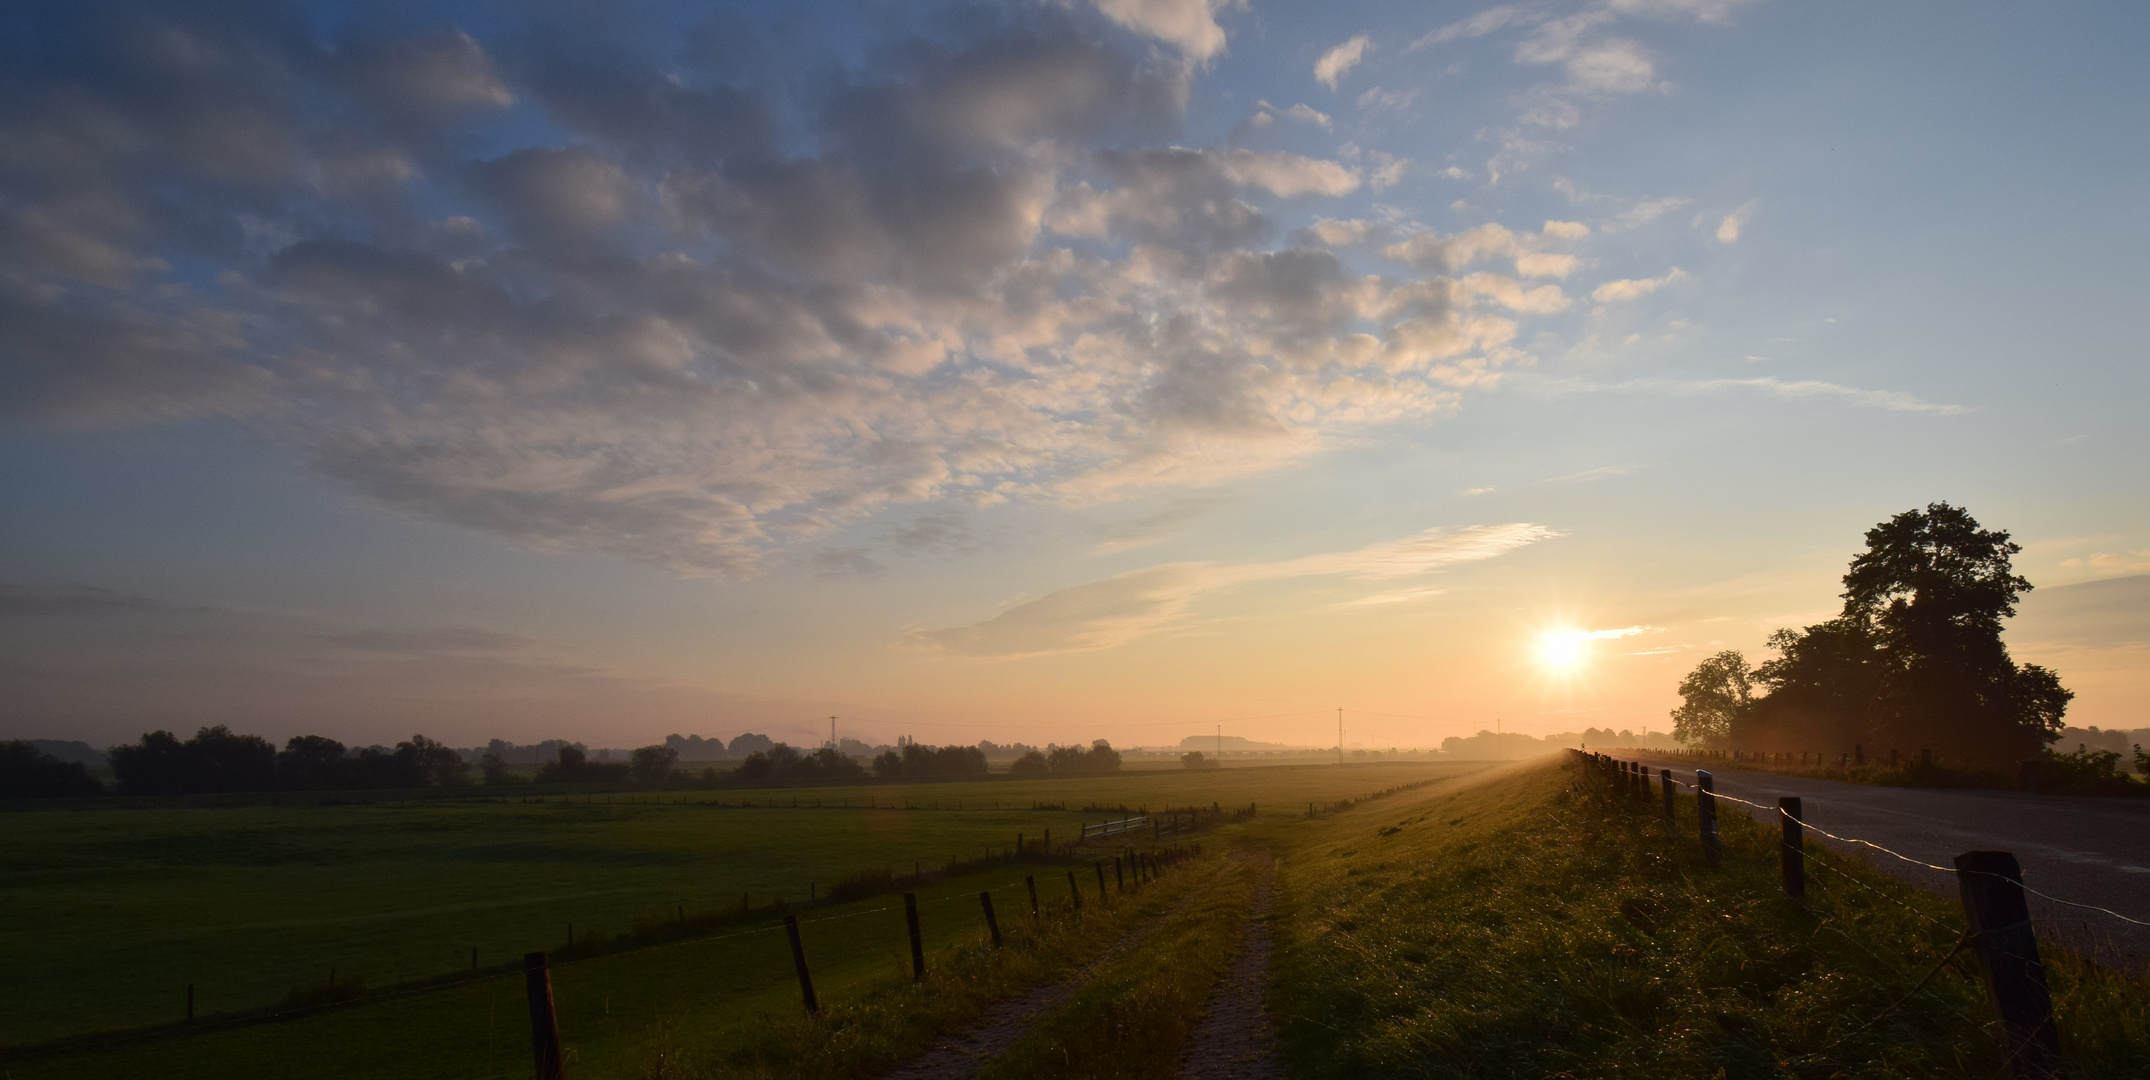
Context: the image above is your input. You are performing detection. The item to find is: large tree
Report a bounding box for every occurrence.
[1697,503,2072,765]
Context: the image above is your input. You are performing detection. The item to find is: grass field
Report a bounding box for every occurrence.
[13,753,2146,1078]
[1,760,1479,1076]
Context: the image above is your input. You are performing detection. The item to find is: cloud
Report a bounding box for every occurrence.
[1591,267,1687,302]
[809,547,888,581]
[1368,153,1411,191]
[1409,6,1528,51]
[919,522,1561,656]
[1715,201,1756,242]
[1541,220,1591,240]
[1315,34,1374,90]
[0,583,182,617]
[319,626,548,655]
[2058,552,2150,575]
[1284,103,1333,127]
[1092,0,1232,61]
[1534,376,1970,415]
[0,4,1570,581]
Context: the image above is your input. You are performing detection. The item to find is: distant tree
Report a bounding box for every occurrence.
[408,735,468,786]
[0,741,105,798]
[277,735,349,789]
[1180,750,1218,770]
[871,749,902,777]
[735,743,863,781]
[109,726,277,795]
[630,744,679,782]
[480,742,515,785]
[1041,740,1122,775]
[536,744,629,783]
[1008,750,1049,777]
[727,732,775,757]
[1670,651,1752,746]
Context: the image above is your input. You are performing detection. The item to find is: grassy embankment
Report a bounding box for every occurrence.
[4,761,1476,1078]
[1267,753,2150,1078]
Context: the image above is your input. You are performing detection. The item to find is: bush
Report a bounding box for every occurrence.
[0,741,104,798]
[1180,750,1219,770]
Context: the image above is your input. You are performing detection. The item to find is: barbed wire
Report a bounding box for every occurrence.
[1595,753,2150,929]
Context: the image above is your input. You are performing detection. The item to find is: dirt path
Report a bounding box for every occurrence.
[1175,858,1285,1080]
[876,891,1183,1080]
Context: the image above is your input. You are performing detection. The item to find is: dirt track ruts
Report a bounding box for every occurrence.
[1175,856,1284,1080]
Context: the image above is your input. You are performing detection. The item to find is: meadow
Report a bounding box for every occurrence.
[11,753,2146,1078]
[0,760,1475,1077]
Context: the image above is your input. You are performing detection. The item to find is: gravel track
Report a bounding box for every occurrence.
[1175,857,1284,1080]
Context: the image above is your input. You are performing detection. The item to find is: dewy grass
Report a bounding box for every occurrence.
[974,850,1258,1080]
[650,847,1219,1080]
[1268,755,2150,1079]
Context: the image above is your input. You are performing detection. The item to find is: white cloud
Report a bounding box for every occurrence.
[1590,267,1687,302]
[1284,103,1333,127]
[1092,0,1232,61]
[1355,86,1418,113]
[1607,0,1752,24]
[1409,5,1528,51]
[1215,149,1361,197]
[1437,166,1472,181]
[1541,219,1591,240]
[1533,375,1970,415]
[1715,201,1756,242]
[1369,153,1412,191]
[917,523,1562,656]
[1609,196,1688,231]
[1315,34,1374,90]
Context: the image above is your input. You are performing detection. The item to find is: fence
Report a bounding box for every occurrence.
[1573,750,2150,1080]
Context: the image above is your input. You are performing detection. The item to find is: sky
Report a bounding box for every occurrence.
[2,0,2146,751]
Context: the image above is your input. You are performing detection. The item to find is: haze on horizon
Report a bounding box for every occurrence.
[2,0,2144,752]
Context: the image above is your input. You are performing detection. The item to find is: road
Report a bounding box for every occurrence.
[1621,755,2150,969]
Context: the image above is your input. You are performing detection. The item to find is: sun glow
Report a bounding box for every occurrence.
[1538,631,1587,670]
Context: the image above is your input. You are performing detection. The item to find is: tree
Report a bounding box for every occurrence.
[1718,504,2071,765]
[109,726,277,795]
[1008,750,1049,777]
[630,744,679,782]
[1670,651,1751,746]
[276,735,348,789]
[480,742,515,785]
[0,741,104,798]
[1180,750,1218,770]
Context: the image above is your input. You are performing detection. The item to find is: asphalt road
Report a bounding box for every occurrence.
[1620,755,2150,969]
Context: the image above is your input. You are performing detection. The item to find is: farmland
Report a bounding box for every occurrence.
[9,754,2148,1078]
[1,761,1477,1077]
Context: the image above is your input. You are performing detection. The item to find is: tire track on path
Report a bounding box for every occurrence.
[876,886,1190,1080]
[1176,855,1284,1080]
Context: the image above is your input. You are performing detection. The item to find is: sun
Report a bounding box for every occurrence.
[1537,630,1587,671]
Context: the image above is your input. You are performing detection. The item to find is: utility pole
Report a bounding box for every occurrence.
[1337,707,1344,764]
[828,716,838,749]
[1216,724,1221,761]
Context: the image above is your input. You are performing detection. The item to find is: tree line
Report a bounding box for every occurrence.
[2,731,1128,799]
[1671,504,2072,767]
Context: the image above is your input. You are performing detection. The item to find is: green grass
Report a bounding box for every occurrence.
[2,761,1478,1077]
[1267,754,2150,1078]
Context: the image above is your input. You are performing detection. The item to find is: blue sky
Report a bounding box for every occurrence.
[2,0,2145,749]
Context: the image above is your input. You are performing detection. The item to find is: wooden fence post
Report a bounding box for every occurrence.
[1659,769,1674,822]
[784,915,818,1015]
[1115,855,1125,892]
[1955,851,2062,1079]
[1066,871,1083,912]
[1778,796,1805,899]
[1695,769,1720,866]
[980,891,1002,948]
[1095,861,1109,903]
[904,893,926,980]
[524,951,566,1080]
[1026,875,1039,917]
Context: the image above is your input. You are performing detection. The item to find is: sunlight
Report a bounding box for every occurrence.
[1537,630,1588,671]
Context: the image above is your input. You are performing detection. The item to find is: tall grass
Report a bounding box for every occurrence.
[1269,755,2150,1078]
